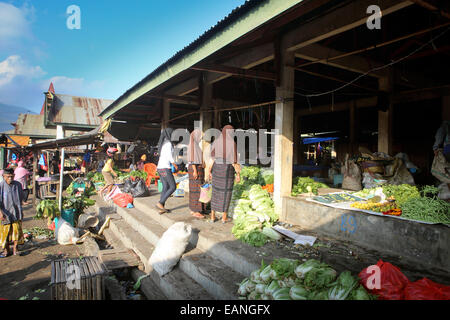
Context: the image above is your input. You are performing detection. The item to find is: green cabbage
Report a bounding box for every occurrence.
[349,285,372,300]
[260,265,272,283]
[245,280,256,294]
[304,267,338,290]
[255,284,266,294]
[289,285,309,300]
[270,258,299,279]
[238,278,249,296]
[247,291,261,300]
[261,227,282,241]
[241,230,268,247]
[260,294,271,300]
[265,280,280,297]
[310,290,329,300]
[272,287,292,300]
[294,259,325,278]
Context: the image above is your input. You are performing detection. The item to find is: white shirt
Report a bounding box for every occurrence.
[157,141,175,169]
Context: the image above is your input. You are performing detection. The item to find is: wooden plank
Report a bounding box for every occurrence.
[32,152,37,207]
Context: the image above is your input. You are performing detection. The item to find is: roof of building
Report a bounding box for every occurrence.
[46,93,114,129]
[0,135,30,147]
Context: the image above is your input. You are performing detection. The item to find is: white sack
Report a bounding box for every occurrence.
[148,222,192,276]
[55,218,79,245]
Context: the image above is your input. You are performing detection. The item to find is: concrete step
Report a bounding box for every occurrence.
[106,217,213,300]
[114,201,243,299]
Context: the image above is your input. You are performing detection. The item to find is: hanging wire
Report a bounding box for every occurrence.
[294,26,450,98]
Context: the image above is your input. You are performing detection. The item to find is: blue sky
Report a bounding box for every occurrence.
[0,0,246,112]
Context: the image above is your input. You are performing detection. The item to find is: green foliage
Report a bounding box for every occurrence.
[291,177,328,196]
[382,184,420,208]
[35,199,60,224]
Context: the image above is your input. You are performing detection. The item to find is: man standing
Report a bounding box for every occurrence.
[433,120,450,162]
[0,168,25,257]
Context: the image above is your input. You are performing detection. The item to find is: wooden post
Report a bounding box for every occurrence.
[32,151,37,207]
[162,99,170,129]
[199,72,213,153]
[378,74,393,154]
[273,44,295,221]
[293,112,301,165]
[443,96,450,121]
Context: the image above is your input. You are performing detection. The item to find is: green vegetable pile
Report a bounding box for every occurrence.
[382,184,420,207]
[231,185,279,247]
[291,177,328,196]
[401,187,450,224]
[238,258,375,300]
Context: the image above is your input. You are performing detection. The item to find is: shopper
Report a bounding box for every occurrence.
[99,147,119,197]
[0,169,25,257]
[208,125,241,223]
[155,128,178,214]
[137,154,147,171]
[14,161,30,205]
[187,129,205,219]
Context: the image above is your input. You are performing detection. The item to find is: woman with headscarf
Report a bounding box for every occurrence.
[187,129,205,219]
[208,125,241,223]
[14,161,30,205]
[137,154,147,171]
[156,128,178,214]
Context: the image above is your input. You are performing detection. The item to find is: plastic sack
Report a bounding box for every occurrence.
[359,260,410,300]
[341,155,362,191]
[113,193,133,208]
[148,222,192,276]
[122,179,137,194]
[438,183,450,200]
[431,150,450,183]
[130,178,150,198]
[199,183,212,203]
[104,186,122,201]
[404,278,450,300]
[55,218,79,245]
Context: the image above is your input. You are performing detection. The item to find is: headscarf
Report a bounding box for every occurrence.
[211,125,237,164]
[14,160,30,188]
[188,129,203,164]
[157,128,174,153]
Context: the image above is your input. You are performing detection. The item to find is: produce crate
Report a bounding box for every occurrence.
[50,256,106,300]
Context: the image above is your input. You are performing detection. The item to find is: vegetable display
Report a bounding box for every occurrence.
[35,199,60,224]
[291,177,328,196]
[401,196,450,224]
[381,184,420,208]
[238,258,374,300]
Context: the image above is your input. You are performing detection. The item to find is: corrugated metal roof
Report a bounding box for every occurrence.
[48,94,114,127]
[6,114,82,138]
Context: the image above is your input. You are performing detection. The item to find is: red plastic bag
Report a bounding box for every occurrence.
[113,193,133,208]
[404,278,450,300]
[359,260,410,300]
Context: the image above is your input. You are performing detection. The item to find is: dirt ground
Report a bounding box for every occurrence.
[0,204,82,300]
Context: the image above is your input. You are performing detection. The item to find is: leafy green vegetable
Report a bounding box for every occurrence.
[270,258,299,279]
[261,227,282,241]
[401,196,450,224]
[241,230,268,247]
[295,259,325,278]
[303,267,337,290]
[291,177,328,196]
[349,285,372,300]
[327,271,359,300]
[264,280,281,297]
[272,287,292,300]
[382,184,420,208]
[289,285,309,300]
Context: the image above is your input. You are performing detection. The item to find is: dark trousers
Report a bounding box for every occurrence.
[23,189,29,202]
[157,168,176,206]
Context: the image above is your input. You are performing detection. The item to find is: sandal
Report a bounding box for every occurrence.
[222,219,230,224]
[191,212,205,219]
[206,217,216,223]
[155,204,168,214]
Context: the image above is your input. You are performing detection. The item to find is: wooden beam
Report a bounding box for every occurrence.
[409,0,450,19]
[297,96,378,116]
[145,93,198,104]
[378,72,394,154]
[191,64,276,81]
[284,0,413,52]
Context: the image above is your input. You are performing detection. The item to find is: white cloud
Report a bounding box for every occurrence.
[0,55,46,86]
[0,2,32,43]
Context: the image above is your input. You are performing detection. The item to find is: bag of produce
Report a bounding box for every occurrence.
[342,155,362,191]
[431,150,450,184]
[130,178,150,198]
[148,222,192,276]
[55,218,79,245]
[404,278,450,300]
[199,184,212,203]
[359,260,410,300]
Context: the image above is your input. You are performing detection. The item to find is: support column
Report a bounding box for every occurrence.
[293,112,301,165]
[274,47,295,221]
[377,75,393,154]
[443,96,450,120]
[162,99,170,129]
[32,151,37,208]
[199,73,213,153]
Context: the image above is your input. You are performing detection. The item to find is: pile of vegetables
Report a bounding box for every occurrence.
[401,188,450,224]
[35,199,60,224]
[381,184,421,207]
[231,185,280,247]
[238,258,374,300]
[291,177,328,196]
[87,172,104,183]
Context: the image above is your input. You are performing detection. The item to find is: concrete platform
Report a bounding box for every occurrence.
[284,196,450,272]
